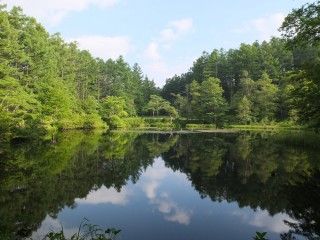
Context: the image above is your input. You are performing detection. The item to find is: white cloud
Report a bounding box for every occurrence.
[143,56,195,87]
[233,12,285,41]
[31,215,79,239]
[144,42,161,61]
[144,180,159,199]
[144,18,193,62]
[170,18,194,34]
[160,28,177,43]
[249,210,294,233]
[76,185,131,205]
[4,0,119,25]
[70,35,132,60]
[165,208,191,225]
[232,208,297,234]
[142,158,170,199]
[142,18,194,86]
[159,18,193,46]
[141,158,192,225]
[152,194,192,225]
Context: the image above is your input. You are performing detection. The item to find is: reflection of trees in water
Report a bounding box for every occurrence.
[0,131,319,239]
[0,131,177,239]
[162,132,320,239]
[282,172,320,240]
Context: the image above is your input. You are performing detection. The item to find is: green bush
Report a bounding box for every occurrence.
[83,114,107,129]
[124,117,146,128]
[58,114,84,130]
[43,219,121,240]
[143,117,175,130]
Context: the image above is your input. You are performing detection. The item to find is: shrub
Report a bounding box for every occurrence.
[124,117,146,128]
[83,114,107,129]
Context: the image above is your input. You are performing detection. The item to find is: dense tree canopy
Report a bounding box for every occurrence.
[144,95,177,118]
[280,1,320,47]
[280,1,320,128]
[1,1,320,141]
[162,2,320,128]
[0,5,159,140]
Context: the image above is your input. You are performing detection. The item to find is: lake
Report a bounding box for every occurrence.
[0,131,319,240]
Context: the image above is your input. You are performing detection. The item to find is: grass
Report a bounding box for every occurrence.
[185,123,216,130]
[124,117,313,133]
[228,123,305,131]
[42,219,121,240]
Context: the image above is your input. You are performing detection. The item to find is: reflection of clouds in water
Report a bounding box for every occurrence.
[76,185,131,205]
[153,192,192,225]
[142,158,171,201]
[142,158,192,225]
[33,186,131,238]
[166,211,191,225]
[144,180,159,199]
[31,215,78,239]
[232,208,297,233]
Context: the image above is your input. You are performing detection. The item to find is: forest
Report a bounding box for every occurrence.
[162,1,320,128]
[0,1,319,141]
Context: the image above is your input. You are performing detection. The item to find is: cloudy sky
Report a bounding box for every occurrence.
[3,0,310,86]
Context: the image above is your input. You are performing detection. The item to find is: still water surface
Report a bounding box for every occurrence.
[1,131,319,239]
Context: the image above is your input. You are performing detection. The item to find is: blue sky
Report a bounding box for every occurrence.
[4,0,311,86]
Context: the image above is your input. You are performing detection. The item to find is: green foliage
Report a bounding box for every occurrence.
[143,117,176,130]
[1,1,320,138]
[99,97,146,129]
[252,72,279,122]
[253,232,268,240]
[162,38,292,104]
[178,77,227,126]
[162,31,320,128]
[280,1,320,128]
[124,117,146,128]
[1,131,320,238]
[0,76,41,139]
[44,220,121,240]
[100,96,128,129]
[235,96,252,124]
[228,123,303,131]
[165,41,290,126]
[280,1,320,47]
[198,77,227,125]
[185,123,216,130]
[83,114,107,130]
[0,6,157,140]
[145,95,178,118]
[162,36,320,127]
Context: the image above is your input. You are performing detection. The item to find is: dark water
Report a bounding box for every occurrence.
[1,131,320,240]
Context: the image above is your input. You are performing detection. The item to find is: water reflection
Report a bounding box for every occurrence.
[76,186,132,206]
[233,209,295,234]
[0,131,319,239]
[141,158,192,225]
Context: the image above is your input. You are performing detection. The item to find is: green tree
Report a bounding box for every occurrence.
[173,93,189,117]
[280,1,320,127]
[198,77,227,126]
[0,77,40,139]
[230,71,255,123]
[280,1,320,47]
[188,80,201,118]
[100,96,128,128]
[252,72,279,122]
[0,5,160,139]
[145,95,177,117]
[236,96,253,124]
